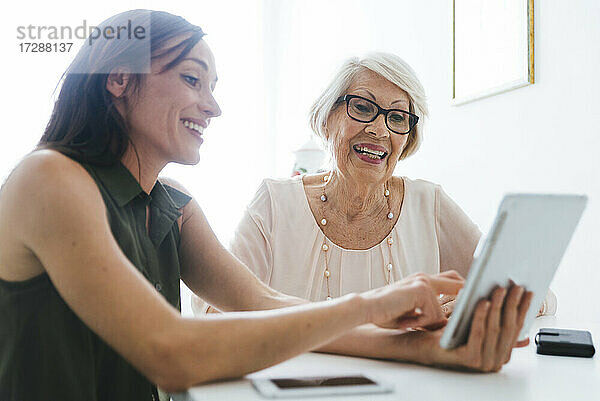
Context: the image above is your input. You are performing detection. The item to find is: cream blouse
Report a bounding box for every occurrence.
[192,174,556,315]
[228,176,481,301]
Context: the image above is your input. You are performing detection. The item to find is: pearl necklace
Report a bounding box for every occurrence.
[319,173,395,300]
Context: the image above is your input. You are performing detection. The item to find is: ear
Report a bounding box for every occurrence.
[106,67,131,98]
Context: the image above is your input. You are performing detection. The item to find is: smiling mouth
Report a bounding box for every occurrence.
[353,145,388,160]
[181,119,203,134]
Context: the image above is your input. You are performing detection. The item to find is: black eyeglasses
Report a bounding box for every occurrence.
[336,94,419,135]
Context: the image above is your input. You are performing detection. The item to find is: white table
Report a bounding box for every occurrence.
[175,317,599,400]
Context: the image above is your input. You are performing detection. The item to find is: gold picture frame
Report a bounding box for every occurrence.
[452,0,534,105]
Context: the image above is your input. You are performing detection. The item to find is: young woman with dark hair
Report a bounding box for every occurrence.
[0,9,531,401]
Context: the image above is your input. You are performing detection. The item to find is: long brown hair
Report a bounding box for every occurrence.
[38,10,205,166]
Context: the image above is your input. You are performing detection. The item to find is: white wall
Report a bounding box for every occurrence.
[261,0,600,323]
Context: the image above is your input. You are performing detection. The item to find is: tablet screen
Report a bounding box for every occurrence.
[272,376,375,389]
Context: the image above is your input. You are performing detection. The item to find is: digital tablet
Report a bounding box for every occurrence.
[440,194,587,349]
[251,375,393,398]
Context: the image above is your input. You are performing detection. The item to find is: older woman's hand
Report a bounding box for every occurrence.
[439,294,456,318]
[410,285,533,372]
[436,270,464,318]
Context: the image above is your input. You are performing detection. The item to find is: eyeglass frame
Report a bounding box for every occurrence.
[335,94,419,135]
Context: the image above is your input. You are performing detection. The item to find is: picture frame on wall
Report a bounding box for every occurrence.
[452,0,534,105]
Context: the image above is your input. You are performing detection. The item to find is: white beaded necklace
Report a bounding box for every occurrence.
[319,172,396,300]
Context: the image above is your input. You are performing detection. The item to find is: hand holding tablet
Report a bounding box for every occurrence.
[440,194,587,349]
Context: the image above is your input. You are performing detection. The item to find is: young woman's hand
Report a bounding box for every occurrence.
[360,271,464,331]
[410,285,533,372]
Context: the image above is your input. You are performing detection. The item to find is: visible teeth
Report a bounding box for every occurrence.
[357,146,384,156]
[354,145,385,159]
[182,120,203,133]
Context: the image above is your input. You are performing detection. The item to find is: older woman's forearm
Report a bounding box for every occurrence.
[314,324,425,362]
[206,281,306,312]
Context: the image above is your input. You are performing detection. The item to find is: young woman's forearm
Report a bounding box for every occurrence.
[161,294,366,390]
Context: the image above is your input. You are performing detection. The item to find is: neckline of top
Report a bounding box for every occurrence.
[296,175,408,252]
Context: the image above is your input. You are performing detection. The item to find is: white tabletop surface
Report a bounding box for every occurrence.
[174,317,598,401]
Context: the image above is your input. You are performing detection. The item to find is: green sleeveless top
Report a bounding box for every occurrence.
[0,159,192,401]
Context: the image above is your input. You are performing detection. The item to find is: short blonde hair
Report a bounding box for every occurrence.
[309,52,428,160]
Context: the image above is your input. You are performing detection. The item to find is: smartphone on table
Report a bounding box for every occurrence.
[251,374,393,398]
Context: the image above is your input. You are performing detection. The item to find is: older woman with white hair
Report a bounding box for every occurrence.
[195,51,555,317]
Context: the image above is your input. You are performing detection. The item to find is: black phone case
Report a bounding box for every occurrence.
[535,328,595,358]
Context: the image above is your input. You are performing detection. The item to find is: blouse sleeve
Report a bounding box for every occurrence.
[435,185,482,278]
[229,180,274,284]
